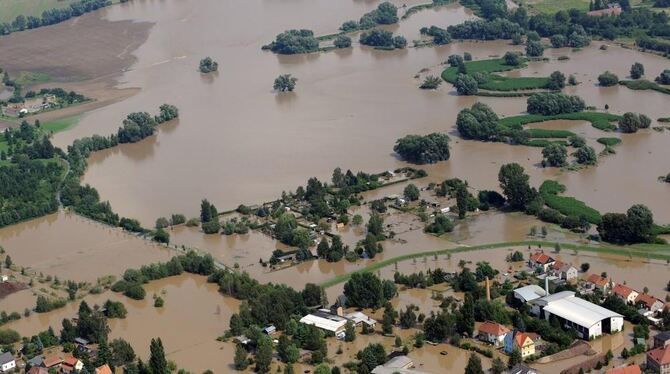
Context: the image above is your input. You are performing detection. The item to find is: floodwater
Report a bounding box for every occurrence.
[0,211,174,282]
[4,274,240,373]
[32,0,664,226]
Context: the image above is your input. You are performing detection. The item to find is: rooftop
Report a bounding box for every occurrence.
[384,355,413,369]
[478,321,510,337]
[344,311,377,326]
[507,364,543,374]
[648,345,670,365]
[529,252,554,265]
[635,293,661,308]
[613,284,636,298]
[586,274,608,287]
[300,310,348,332]
[0,352,13,365]
[655,331,670,341]
[514,285,547,302]
[540,291,622,328]
[605,365,641,374]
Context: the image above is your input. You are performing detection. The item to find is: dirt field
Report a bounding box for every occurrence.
[0,281,28,299]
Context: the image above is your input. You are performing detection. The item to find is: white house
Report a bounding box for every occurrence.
[0,352,15,372]
[300,310,348,339]
[550,261,578,281]
[528,252,555,273]
[612,284,639,305]
[530,291,623,339]
[477,321,510,347]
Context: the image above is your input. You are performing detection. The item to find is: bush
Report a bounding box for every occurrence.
[503,52,521,66]
[455,74,478,95]
[656,69,670,84]
[268,29,319,54]
[420,76,442,89]
[546,71,566,90]
[393,36,407,49]
[456,102,500,140]
[525,40,544,57]
[199,57,219,73]
[618,112,651,133]
[360,29,394,47]
[124,283,146,300]
[630,63,644,79]
[333,35,352,49]
[550,34,567,48]
[542,143,567,167]
[448,54,464,67]
[274,74,298,92]
[598,71,619,87]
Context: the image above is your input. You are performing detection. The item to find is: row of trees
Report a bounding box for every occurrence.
[0,0,112,36]
[359,29,406,49]
[393,133,451,164]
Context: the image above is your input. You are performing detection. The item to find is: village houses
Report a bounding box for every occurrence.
[613,284,639,304]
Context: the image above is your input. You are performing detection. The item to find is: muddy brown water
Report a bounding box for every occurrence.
[4,274,241,373]
[0,211,174,282]
[16,0,659,227]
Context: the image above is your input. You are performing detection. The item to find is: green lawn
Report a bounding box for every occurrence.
[499,112,621,131]
[442,58,552,91]
[525,128,576,138]
[597,137,622,146]
[539,180,602,224]
[14,71,52,86]
[527,0,590,14]
[42,115,81,133]
[620,79,670,96]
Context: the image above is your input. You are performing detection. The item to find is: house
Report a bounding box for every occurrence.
[635,293,664,313]
[654,332,670,349]
[530,291,623,339]
[62,356,84,373]
[299,310,348,339]
[0,352,15,373]
[477,321,510,347]
[504,331,536,358]
[43,355,63,370]
[587,3,622,17]
[233,335,251,345]
[513,285,547,304]
[371,355,430,374]
[26,356,44,368]
[647,345,670,374]
[586,274,610,293]
[528,252,555,272]
[27,367,49,374]
[612,284,639,304]
[550,261,578,281]
[95,364,113,374]
[74,337,90,347]
[262,325,276,335]
[507,364,543,374]
[605,365,642,374]
[344,311,377,328]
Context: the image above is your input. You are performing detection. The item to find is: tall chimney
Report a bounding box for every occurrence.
[545,277,550,296]
[485,276,491,301]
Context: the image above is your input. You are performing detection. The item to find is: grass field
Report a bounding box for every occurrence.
[620,79,670,96]
[529,0,590,14]
[14,71,52,85]
[319,239,670,288]
[42,115,81,133]
[597,137,622,146]
[499,112,621,131]
[525,139,568,147]
[525,128,575,138]
[0,0,77,23]
[442,58,552,92]
[539,180,603,224]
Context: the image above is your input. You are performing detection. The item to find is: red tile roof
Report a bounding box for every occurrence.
[95,364,113,374]
[552,260,565,270]
[478,321,510,337]
[586,274,608,286]
[63,357,80,366]
[647,345,670,365]
[635,293,661,309]
[529,252,554,265]
[605,365,641,374]
[613,284,636,298]
[515,332,534,347]
[27,367,49,374]
[43,355,63,368]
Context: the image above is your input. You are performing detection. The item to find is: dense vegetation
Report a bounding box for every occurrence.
[393,133,451,164]
[265,29,319,54]
[359,29,406,49]
[273,74,298,92]
[199,57,218,73]
[526,93,585,115]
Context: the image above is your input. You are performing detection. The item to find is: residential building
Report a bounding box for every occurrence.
[27,367,49,374]
[655,332,670,349]
[647,345,670,374]
[586,274,610,293]
[613,284,639,304]
[95,364,113,374]
[43,355,63,370]
[513,285,547,304]
[262,325,276,335]
[299,310,348,339]
[528,252,555,272]
[550,261,578,281]
[344,311,377,328]
[530,291,623,339]
[477,321,510,347]
[26,356,44,368]
[635,294,664,313]
[504,331,536,358]
[0,352,15,372]
[506,364,543,374]
[371,356,429,374]
[62,356,84,373]
[605,365,642,374]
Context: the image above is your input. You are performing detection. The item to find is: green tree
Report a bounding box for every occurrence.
[498,163,535,210]
[598,71,619,86]
[420,75,442,89]
[149,338,168,374]
[464,354,484,374]
[233,344,248,370]
[255,336,273,373]
[367,213,384,237]
[455,74,478,95]
[574,145,597,165]
[542,143,568,167]
[4,255,11,268]
[382,303,396,334]
[274,74,298,92]
[508,348,522,367]
[525,40,544,57]
[343,273,385,308]
[456,183,469,219]
[344,320,356,342]
[503,51,521,66]
[403,184,420,201]
[200,199,217,223]
[456,294,475,336]
[199,57,218,73]
[333,35,352,49]
[491,357,505,374]
[630,62,644,79]
[547,71,566,90]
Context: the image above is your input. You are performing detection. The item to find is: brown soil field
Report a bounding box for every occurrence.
[0,9,152,127]
[0,281,28,299]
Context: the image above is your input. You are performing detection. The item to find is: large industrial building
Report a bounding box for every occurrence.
[529,291,623,339]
